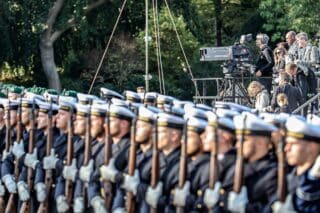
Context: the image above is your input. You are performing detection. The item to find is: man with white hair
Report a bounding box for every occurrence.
[296,32,320,73]
[254,33,274,94]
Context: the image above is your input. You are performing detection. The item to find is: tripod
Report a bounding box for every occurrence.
[218,74,252,105]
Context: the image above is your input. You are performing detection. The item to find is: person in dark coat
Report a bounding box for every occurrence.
[254,33,275,94]
[213,113,278,213]
[271,71,303,112]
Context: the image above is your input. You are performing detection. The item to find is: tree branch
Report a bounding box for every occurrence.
[50,18,75,42]
[45,0,65,39]
[84,0,107,14]
[50,0,107,42]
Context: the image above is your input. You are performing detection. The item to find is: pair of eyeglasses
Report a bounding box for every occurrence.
[276,51,281,54]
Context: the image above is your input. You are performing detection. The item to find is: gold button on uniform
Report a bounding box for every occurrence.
[197,190,203,196]
[219,201,224,207]
[219,188,225,195]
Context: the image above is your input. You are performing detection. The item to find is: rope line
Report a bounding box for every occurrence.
[163,0,201,100]
[88,0,128,94]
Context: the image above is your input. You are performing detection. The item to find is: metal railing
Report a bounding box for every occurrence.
[292,93,320,115]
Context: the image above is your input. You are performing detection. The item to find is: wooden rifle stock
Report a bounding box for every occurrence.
[150,117,159,213]
[103,110,113,210]
[37,102,54,213]
[209,122,219,189]
[82,107,91,209]
[6,98,23,213]
[20,101,36,213]
[177,121,188,213]
[277,125,287,202]
[233,115,247,193]
[65,108,74,205]
[126,117,137,213]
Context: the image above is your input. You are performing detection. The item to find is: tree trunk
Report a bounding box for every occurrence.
[214,0,222,46]
[39,38,61,91]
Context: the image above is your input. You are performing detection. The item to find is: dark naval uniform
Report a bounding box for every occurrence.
[215,154,277,213]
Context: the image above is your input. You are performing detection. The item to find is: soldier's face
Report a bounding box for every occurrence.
[21,107,31,126]
[90,115,104,138]
[236,135,256,160]
[186,130,201,156]
[74,115,86,136]
[37,112,48,130]
[135,120,152,144]
[157,126,171,150]
[202,126,216,152]
[56,110,70,132]
[109,117,121,137]
[3,110,17,127]
[285,137,309,166]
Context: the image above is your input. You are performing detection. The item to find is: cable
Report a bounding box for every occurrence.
[163,0,201,101]
[88,0,128,94]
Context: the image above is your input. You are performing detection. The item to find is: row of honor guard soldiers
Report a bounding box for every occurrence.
[0,84,319,213]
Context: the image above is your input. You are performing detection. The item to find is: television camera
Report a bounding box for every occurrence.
[200,34,255,77]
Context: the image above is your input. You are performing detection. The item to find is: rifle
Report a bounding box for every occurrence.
[233,115,247,193]
[276,123,287,202]
[20,100,36,213]
[65,107,74,205]
[102,103,113,210]
[82,105,91,209]
[37,102,54,213]
[177,120,188,213]
[0,99,12,213]
[150,116,159,213]
[6,98,23,213]
[126,117,137,213]
[209,120,219,189]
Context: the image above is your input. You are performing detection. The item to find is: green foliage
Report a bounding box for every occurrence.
[260,0,320,42]
[136,7,199,99]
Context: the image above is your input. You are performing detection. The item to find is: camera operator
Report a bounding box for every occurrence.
[254,33,274,94]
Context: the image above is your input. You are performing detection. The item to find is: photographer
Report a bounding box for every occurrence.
[255,33,274,94]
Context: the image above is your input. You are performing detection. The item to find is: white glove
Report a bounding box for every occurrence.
[56,195,69,213]
[204,181,221,208]
[73,197,84,213]
[100,158,119,183]
[43,149,59,170]
[12,140,25,159]
[24,148,39,169]
[272,195,296,213]
[90,196,107,213]
[146,182,163,208]
[113,207,125,213]
[121,169,140,195]
[79,159,94,182]
[2,174,17,193]
[35,182,47,202]
[0,181,5,196]
[63,158,78,182]
[17,181,30,201]
[310,155,320,179]
[173,181,190,207]
[227,186,248,213]
[2,147,12,161]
